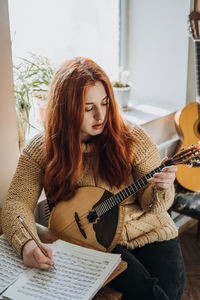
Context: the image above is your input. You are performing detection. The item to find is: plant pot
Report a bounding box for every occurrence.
[113,85,132,108]
[36,99,48,123]
[33,92,48,124]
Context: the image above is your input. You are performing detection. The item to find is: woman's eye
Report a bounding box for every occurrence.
[85,106,93,112]
[102,97,109,106]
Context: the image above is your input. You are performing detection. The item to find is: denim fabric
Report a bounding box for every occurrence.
[108,238,185,300]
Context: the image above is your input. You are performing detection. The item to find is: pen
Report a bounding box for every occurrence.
[17,216,56,270]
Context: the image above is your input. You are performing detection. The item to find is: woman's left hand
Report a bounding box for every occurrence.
[147,157,177,190]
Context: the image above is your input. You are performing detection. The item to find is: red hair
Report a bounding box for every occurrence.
[44,57,135,204]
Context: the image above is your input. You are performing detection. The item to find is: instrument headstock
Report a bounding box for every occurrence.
[172,143,200,167]
[189,11,200,40]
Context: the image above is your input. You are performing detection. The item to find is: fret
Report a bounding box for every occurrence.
[107,200,112,210]
[97,205,105,216]
[121,190,126,198]
[107,196,116,209]
[115,193,122,204]
[95,206,101,216]
[105,200,111,212]
[146,173,152,179]
[138,177,146,186]
[101,202,107,214]
[110,197,115,207]
[124,187,131,197]
[118,192,124,201]
[135,181,141,189]
[127,186,134,194]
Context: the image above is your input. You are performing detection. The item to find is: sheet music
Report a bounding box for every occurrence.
[0,235,27,297]
[3,240,121,300]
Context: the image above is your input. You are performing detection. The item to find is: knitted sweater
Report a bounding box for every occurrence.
[2,124,178,256]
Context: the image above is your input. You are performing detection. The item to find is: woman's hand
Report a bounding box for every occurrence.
[147,157,177,190]
[22,240,53,269]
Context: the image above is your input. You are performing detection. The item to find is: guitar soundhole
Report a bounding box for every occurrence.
[193,120,200,138]
[197,122,200,134]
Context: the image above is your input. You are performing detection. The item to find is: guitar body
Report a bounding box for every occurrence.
[175,102,200,191]
[48,186,125,252]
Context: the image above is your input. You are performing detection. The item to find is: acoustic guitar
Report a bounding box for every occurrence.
[174,8,200,191]
[48,145,200,252]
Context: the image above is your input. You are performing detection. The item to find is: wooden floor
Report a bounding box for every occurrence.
[179,221,200,300]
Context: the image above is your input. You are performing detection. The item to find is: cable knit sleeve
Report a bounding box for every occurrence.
[2,133,46,256]
[131,125,175,214]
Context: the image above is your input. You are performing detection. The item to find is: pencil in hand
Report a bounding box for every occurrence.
[17,216,56,270]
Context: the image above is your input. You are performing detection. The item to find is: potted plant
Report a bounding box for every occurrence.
[112,68,132,108]
[13,53,55,150]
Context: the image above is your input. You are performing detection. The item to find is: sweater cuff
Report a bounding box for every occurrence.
[11,228,35,257]
[140,184,174,213]
[149,184,175,212]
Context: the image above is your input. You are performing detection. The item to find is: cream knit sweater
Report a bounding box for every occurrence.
[2,124,178,256]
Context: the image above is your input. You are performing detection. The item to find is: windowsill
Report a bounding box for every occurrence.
[121,102,175,126]
[121,102,179,146]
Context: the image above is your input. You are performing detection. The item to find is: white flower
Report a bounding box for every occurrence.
[121,70,130,85]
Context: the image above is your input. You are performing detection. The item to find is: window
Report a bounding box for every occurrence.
[8,0,119,80]
[8,0,120,139]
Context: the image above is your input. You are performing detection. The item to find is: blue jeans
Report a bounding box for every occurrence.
[108,238,185,300]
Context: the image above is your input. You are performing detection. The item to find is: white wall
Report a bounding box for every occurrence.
[127,0,190,111]
[0,0,19,206]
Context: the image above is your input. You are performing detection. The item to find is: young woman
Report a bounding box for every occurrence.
[2,57,185,300]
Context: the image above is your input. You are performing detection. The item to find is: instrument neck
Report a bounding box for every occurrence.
[194,40,200,104]
[95,160,173,217]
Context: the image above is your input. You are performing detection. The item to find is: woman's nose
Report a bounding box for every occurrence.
[94,107,104,121]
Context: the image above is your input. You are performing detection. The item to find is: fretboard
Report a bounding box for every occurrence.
[94,159,173,217]
[194,40,200,103]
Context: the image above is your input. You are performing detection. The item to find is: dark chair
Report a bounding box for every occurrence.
[171,182,200,238]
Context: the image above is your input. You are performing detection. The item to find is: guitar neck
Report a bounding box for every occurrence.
[194,40,200,103]
[95,160,173,217]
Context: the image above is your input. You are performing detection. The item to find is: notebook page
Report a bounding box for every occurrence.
[3,240,121,300]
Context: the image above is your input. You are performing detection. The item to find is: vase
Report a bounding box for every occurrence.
[33,92,48,124]
[113,85,132,108]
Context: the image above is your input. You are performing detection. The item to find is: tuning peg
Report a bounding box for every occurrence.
[187,160,193,168]
[180,148,185,151]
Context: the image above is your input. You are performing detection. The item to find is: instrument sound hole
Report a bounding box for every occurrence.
[193,120,200,138]
[197,122,200,134]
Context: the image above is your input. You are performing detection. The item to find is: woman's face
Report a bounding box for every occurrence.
[80,81,109,142]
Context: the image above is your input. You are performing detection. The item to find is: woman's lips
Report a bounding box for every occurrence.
[92,123,103,129]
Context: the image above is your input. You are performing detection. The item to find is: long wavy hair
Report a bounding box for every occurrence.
[44,57,136,204]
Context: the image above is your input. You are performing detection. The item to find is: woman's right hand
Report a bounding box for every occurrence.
[22,239,53,269]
